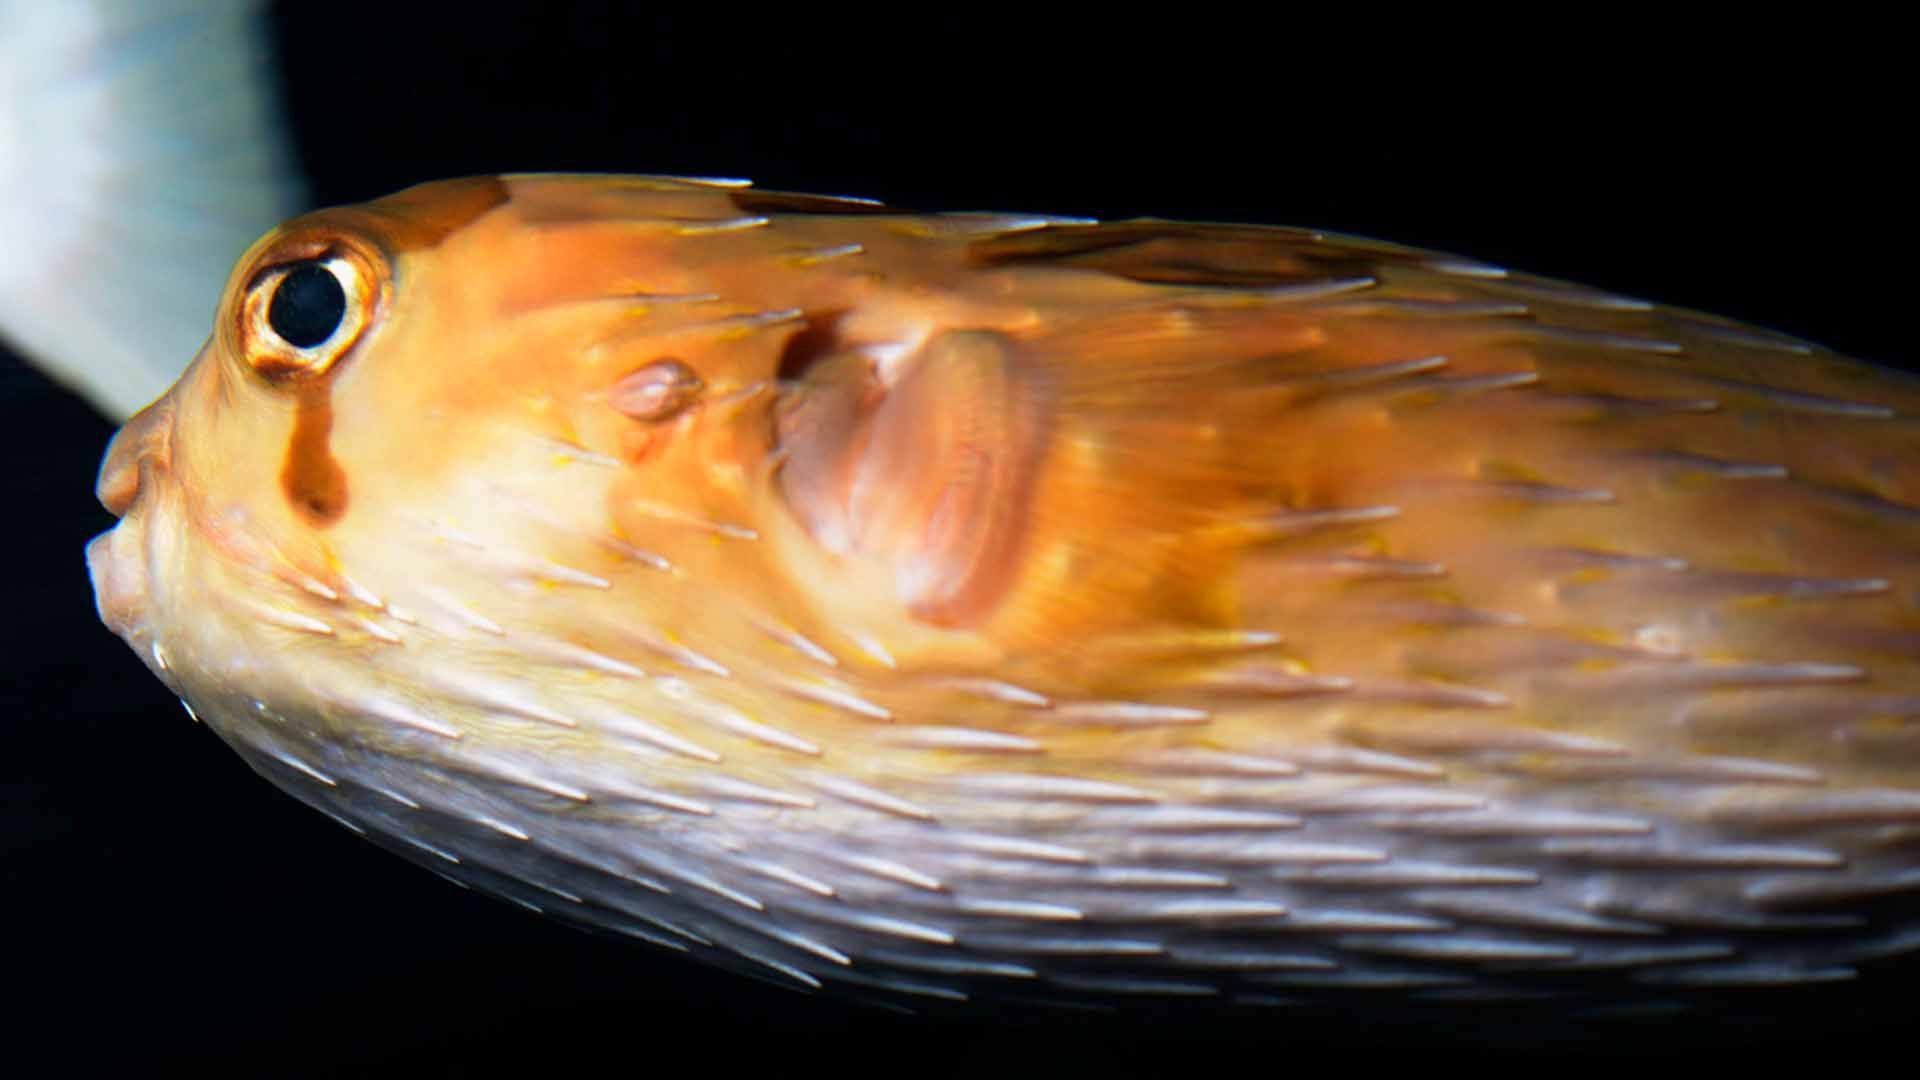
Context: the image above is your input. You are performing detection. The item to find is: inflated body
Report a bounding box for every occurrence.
[88,175,1920,1004]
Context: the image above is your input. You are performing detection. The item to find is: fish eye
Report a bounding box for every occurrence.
[238,246,378,382]
[268,263,347,348]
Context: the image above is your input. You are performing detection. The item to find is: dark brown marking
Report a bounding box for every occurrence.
[969,222,1378,290]
[728,190,897,217]
[281,387,348,526]
[352,176,511,253]
[969,224,1184,262]
[267,177,510,262]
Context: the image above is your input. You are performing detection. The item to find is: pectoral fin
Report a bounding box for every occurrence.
[775,329,1047,628]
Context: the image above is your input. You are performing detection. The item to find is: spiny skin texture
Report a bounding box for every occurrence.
[89,175,1920,1007]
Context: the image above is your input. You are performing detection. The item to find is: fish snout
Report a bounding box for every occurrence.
[97,397,173,517]
[91,396,176,653]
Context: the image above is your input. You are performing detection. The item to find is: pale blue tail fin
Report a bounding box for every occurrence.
[0,0,304,419]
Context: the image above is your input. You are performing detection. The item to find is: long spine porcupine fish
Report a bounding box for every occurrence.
[83,171,1920,1008]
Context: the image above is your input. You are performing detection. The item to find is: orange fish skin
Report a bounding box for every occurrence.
[88,174,1920,1003]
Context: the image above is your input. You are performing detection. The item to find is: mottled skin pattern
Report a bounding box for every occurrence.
[88,175,1920,1006]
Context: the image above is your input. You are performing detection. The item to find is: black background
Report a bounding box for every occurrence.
[4,5,1915,1075]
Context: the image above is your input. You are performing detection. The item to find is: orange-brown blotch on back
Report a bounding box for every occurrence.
[325,176,510,256]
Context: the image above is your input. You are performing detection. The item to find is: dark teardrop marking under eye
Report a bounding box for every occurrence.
[268,263,348,348]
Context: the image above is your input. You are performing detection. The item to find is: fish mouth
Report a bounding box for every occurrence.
[87,514,182,694]
[89,395,173,648]
[86,523,146,642]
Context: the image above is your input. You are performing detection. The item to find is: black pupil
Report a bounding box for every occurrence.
[267,263,347,349]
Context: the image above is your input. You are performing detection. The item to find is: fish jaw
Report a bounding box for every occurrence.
[85,523,152,668]
[88,371,187,688]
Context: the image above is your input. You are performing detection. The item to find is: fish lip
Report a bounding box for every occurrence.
[86,524,147,643]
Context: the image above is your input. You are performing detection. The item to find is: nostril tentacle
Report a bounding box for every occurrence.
[97,442,140,517]
[96,398,172,517]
